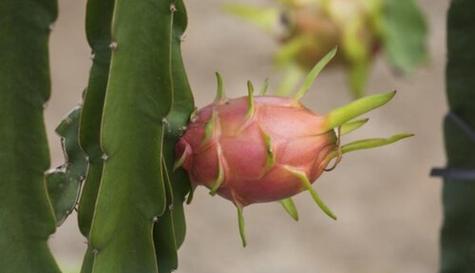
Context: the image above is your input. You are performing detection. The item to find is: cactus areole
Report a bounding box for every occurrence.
[174,49,412,246]
[177,95,337,207]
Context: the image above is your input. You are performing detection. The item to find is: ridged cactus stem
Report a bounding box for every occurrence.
[437,1,475,272]
[78,0,196,272]
[77,0,115,272]
[0,1,60,273]
[86,0,177,272]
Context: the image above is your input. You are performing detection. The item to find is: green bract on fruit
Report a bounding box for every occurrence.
[175,49,413,246]
[224,0,427,98]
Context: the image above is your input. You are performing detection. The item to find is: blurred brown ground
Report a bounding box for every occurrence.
[46,0,448,272]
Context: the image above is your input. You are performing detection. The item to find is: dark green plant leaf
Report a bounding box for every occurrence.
[382,0,428,74]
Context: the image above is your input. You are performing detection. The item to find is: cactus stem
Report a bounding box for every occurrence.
[280,198,299,221]
[246,80,255,119]
[293,47,337,101]
[214,72,226,103]
[284,166,337,220]
[236,205,247,247]
[340,118,369,135]
[209,145,225,195]
[260,127,275,169]
[260,78,270,95]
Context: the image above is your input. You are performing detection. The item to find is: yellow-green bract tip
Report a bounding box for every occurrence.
[293,47,337,101]
[323,90,396,132]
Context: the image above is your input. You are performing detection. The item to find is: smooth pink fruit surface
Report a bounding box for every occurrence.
[176,96,337,207]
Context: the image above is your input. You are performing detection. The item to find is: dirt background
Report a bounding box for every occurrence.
[46,0,449,272]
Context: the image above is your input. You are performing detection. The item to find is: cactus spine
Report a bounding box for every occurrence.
[439,1,475,272]
[0,0,60,272]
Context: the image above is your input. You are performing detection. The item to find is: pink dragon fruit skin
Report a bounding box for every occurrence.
[174,49,412,246]
[176,96,337,207]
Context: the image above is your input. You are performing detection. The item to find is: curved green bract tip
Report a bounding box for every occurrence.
[246,80,255,118]
[341,133,414,154]
[209,146,225,195]
[326,133,414,162]
[293,47,337,101]
[236,206,247,247]
[260,128,275,169]
[324,91,396,131]
[340,118,369,135]
[173,143,190,171]
[260,78,270,95]
[202,110,218,145]
[280,198,299,221]
[284,166,337,220]
[214,72,226,103]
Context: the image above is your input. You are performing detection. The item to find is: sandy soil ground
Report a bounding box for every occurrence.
[46,0,449,272]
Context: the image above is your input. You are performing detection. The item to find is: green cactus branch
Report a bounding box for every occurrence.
[46,107,88,226]
[76,1,115,272]
[77,0,197,273]
[153,0,195,271]
[86,0,178,272]
[0,1,61,272]
[439,1,475,272]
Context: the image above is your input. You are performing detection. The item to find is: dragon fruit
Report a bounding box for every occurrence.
[174,49,412,246]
